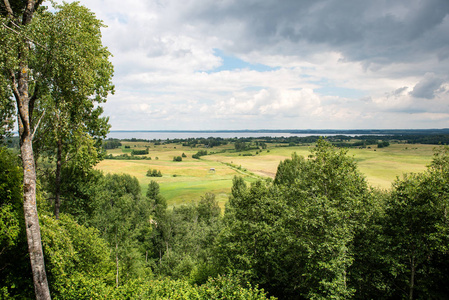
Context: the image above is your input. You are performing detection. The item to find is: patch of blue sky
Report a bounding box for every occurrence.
[107,13,128,24]
[210,49,280,73]
[316,86,366,99]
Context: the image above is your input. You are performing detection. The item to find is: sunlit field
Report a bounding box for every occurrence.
[96,141,438,207]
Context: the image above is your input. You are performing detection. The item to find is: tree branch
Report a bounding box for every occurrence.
[31,109,45,140]
[9,69,28,136]
[8,69,20,100]
[1,22,48,49]
[2,0,14,19]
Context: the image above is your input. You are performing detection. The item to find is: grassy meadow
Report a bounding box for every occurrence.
[96,140,438,208]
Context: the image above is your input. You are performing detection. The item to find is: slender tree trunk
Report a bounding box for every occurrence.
[54,139,62,219]
[15,67,52,299]
[21,132,51,300]
[4,1,52,297]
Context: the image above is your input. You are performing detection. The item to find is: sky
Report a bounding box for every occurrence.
[53,0,449,130]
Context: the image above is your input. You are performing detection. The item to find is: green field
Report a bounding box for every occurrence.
[96,141,438,208]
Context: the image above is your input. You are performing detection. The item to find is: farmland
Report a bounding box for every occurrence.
[96,139,438,208]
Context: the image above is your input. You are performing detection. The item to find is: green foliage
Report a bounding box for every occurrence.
[148,192,223,284]
[276,140,374,299]
[380,149,449,299]
[32,1,114,166]
[216,178,293,297]
[105,153,152,160]
[54,167,104,224]
[103,138,122,149]
[193,150,208,159]
[110,275,275,299]
[40,214,115,296]
[92,173,152,285]
[218,140,375,299]
[377,141,390,148]
[0,148,34,299]
[147,181,162,200]
[234,141,247,152]
[173,156,183,162]
[0,80,14,144]
[132,149,149,155]
[197,193,221,223]
[0,148,22,251]
[147,169,163,177]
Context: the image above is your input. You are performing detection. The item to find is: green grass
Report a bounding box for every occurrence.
[96,142,438,207]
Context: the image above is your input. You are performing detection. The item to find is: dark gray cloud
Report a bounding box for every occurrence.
[177,0,449,67]
[410,73,446,99]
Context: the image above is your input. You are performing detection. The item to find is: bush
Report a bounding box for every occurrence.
[192,150,208,159]
[173,156,182,162]
[377,141,390,148]
[131,149,149,155]
[147,169,162,177]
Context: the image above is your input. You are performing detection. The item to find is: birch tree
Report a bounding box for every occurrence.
[0,1,113,298]
[0,1,51,298]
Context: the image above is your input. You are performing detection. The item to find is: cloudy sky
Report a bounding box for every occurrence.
[57,0,449,130]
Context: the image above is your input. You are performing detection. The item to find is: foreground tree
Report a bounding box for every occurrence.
[382,146,449,299]
[1,1,113,298]
[217,140,374,299]
[1,1,51,298]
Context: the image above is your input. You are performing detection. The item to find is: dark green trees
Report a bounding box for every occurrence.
[218,141,449,299]
[92,174,152,287]
[218,140,375,299]
[381,146,449,299]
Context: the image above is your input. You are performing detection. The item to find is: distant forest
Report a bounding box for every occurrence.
[94,130,449,152]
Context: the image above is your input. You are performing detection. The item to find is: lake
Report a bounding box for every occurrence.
[107,131,345,140]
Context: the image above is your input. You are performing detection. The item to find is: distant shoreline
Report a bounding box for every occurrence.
[107,129,449,140]
[109,128,449,135]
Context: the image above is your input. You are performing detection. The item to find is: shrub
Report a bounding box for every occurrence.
[147,169,162,177]
[192,150,208,159]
